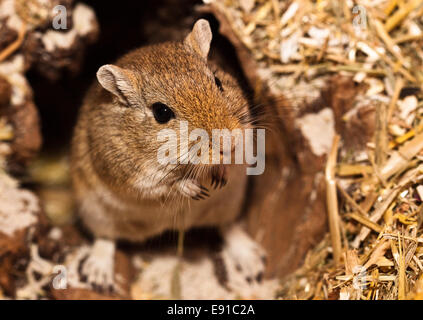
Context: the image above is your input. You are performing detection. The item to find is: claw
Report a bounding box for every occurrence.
[211,166,227,189]
[200,190,209,197]
[211,176,217,189]
[216,176,226,189]
[222,178,227,187]
[189,184,209,200]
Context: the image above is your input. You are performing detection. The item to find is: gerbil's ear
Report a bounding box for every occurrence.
[97,64,139,106]
[184,19,212,59]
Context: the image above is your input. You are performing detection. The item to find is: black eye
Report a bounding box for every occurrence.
[214,76,223,92]
[152,102,175,124]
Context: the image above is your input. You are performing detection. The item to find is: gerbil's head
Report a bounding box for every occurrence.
[95,19,251,188]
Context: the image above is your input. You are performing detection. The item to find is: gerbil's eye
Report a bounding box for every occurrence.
[152,102,175,124]
[214,76,224,92]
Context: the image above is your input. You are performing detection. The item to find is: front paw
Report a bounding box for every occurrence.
[176,179,209,200]
[211,166,227,189]
[221,225,267,285]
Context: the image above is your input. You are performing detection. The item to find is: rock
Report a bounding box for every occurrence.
[0,174,46,297]
[6,99,42,166]
[22,2,99,80]
[0,75,11,107]
[0,0,98,80]
[50,288,122,300]
[0,1,99,167]
[323,74,373,152]
[0,57,41,167]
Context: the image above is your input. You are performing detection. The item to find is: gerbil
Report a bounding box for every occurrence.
[71,19,265,291]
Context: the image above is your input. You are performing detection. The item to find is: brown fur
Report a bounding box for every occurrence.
[71,20,251,242]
